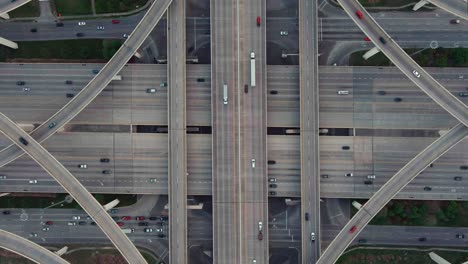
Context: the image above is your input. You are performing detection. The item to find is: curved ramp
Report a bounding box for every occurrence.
[0,229,69,264]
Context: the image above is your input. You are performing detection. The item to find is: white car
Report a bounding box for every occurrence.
[29,232,38,237]
[280,31,288,36]
[42,227,49,231]
[78,164,87,169]
[78,21,86,26]
[251,159,256,168]
[0,175,6,179]
[258,221,263,231]
[96,26,104,30]
[29,179,37,184]
[311,232,316,241]
[23,87,30,92]
[367,175,376,179]
[123,34,128,39]
[338,90,349,95]
[412,70,421,78]
[72,216,80,220]
[149,178,157,183]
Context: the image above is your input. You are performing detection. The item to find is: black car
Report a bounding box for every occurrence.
[454,177,462,181]
[149,217,158,221]
[91,222,97,225]
[197,78,205,82]
[321,174,329,178]
[358,239,367,243]
[157,233,166,238]
[30,28,37,33]
[267,160,276,165]
[377,91,386,95]
[418,237,427,242]
[364,180,373,185]
[76,33,84,37]
[379,36,386,44]
[244,84,248,93]
[155,222,164,226]
[160,215,169,221]
[56,22,64,27]
[65,80,73,84]
[305,212,309,221]
[138,222,149,226]
[270,90,278,95]
[269,184,277,188]
[456,234,465,239]
[269,191,277,196]
[3,210,10,215]
[424,186,432,191]
[460,166,468,170]
[19,137,28,146]
[78,221,86,225]
[112,216,119,221]
[16,81,25,86]
[102,170,111,174]
[66,93,74,98]
[342,146,350,150]
[393,97,402,102]
[100,158,110,163]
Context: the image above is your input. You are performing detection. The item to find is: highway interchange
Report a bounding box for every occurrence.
[0,0,467,263]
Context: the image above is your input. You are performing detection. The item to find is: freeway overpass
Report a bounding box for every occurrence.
[0,113,148,264]
[0,229,69,264]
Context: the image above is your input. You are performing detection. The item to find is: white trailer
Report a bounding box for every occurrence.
[250,52,256,87]
[223,84,228,105]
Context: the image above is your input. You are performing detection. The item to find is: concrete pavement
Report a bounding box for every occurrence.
[0,229,69,264]
[0,112,147,264]
[0,0,31,17]
[0,0,172,169]
[167,0,188,262]
[426,0,468,20]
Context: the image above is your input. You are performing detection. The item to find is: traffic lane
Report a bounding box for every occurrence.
[0,113,147,263]
[0,0,173,170]
[337,0,468,126]
[317,123,468,264]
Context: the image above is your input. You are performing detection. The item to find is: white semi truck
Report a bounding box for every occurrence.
[250,52,256,87]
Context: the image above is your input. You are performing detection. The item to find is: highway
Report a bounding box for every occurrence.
[2,64,467,130]
[299,0,320,262]
[337,0,468,127]
[426,0,468,20]
[0,113,147,264]
[0,0,173,169]
[0,229,69,264]
[0,132,467,199]
[317,123,468,264]
[167,0,188,262]
[0,0,31,16]
[240,0,268,262]
[211,0,241,262]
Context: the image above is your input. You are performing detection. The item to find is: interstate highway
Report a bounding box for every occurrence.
[0,113,147,264]
[2,64,467,129]
[0,133,467,200]
[0,0,173,170]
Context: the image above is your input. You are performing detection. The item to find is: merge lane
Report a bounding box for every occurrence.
[317,123,468,264]
[0,0,173,168]
[0,113,147,264]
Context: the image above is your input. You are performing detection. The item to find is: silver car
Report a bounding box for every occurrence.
[412,70,421,78]
[280,31,288,36]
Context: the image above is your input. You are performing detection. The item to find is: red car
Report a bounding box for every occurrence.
[112,19,120,24]
[136,216,145,221]
[45,221,53,225]
[121,216,131,221]
[117,222,124,226]
[349,225,357,233]
[356,10,364,19]
[256,16,261,26]
[364,37,371,42]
